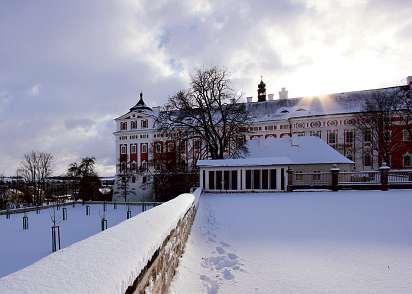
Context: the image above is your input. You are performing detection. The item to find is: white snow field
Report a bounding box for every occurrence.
[169,190,412,294]
[0,202,149,278]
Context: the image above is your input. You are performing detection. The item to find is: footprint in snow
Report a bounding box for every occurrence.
[223,268,234,280]
[216,246,225,254]
[200,275,219,294]
[220,241,230,248]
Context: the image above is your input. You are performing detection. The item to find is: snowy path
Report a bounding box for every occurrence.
[169,190,412,294]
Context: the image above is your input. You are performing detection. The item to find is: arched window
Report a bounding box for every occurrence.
[141,161,148,171]
[403,153,412,168]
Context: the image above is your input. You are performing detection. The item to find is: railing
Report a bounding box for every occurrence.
[293,172,331,187]
[0,201,164,216]
[388,169,412,184]
[338,171,380,185]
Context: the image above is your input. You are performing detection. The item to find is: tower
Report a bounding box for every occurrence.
[257,77,267,102]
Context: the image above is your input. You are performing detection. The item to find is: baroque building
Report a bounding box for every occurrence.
[113,77,412,200]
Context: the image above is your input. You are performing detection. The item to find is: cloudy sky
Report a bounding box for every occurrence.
[0,0,411,176]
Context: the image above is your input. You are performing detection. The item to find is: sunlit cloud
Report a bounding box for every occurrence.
[0,0,411,176]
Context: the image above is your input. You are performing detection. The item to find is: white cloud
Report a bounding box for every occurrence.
[0,0,411,176]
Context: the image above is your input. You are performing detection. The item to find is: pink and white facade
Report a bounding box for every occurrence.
[113,77,412,199]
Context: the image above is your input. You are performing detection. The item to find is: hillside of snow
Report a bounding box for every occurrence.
[169,190,412,294]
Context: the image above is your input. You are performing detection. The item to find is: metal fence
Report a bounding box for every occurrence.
[338,171,381,185]
[388,169,412,184]
[0,201,164,216]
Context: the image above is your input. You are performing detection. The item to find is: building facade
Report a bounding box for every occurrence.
[113,77,412,200]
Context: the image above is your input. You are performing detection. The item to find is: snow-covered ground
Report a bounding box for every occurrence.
[169,190,412,294]
[0,203,149,277]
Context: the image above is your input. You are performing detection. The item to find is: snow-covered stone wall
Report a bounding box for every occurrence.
[0,188,202,294]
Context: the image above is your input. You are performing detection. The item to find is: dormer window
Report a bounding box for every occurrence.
[120,122,127,130]
[280,109,289,113]
[296,108,306,112]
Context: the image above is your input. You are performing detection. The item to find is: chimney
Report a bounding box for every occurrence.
[246,96,253,103]
[407,76,412,85]
[268,93,274,100]
[279,87,288,100]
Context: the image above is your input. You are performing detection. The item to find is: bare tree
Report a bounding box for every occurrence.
[398,86,412,139]
[0,174,7,209]
[19,151,54,204]
[355,87,410,166]
[116,160,137,202]
[156,66,250,162]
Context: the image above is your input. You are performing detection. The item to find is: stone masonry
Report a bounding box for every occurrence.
[125,202,197,294]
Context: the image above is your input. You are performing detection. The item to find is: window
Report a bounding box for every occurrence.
[270,169,277,189]
[130,144,137,154]
[141,161,148,170]
[310,130,321,138]
[141,119,148,128]
[224,171,230,190]
[120,145,127,155]
[167,142,176,152]
[120,122,127,130]
[216,171,222,190]
[294,132,305,137]
[346,153,353,161]
[403,129,411,142]
[131,121,137,129]
[364,152,372,167]
[364,129,372,143]
[403,153,412,167]
[231,170,238,190]
[280,168,285,190]
[141,143,148,153]
[295,171,303,181]
[345,130,354,144]
[246,170,252,189]
[253,170,261,189]
[327,130,337,144]
[209,171,215,190]
[155,142,162,153]
[262,170,268,189]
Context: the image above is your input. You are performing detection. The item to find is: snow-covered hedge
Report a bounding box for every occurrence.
[0,188,202,294]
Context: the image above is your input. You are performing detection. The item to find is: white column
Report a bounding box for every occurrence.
[276,167,281,191]
[238,169,242,191]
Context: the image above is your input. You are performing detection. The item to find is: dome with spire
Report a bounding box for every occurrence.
[257,77,267,102]
[130,92,152,112]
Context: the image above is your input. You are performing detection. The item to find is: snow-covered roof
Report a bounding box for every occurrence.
[197,136,353,167]
[244,85,409,122]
